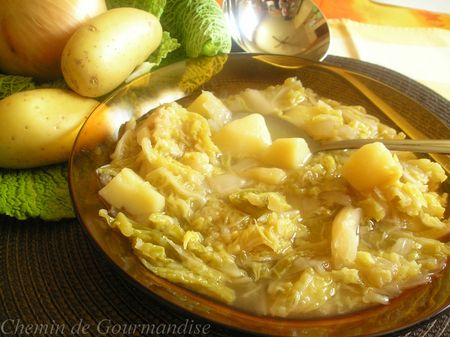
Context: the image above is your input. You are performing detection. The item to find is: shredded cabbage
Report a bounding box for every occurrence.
[98,78,450,318]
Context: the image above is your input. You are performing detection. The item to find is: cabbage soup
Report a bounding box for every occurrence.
[97,78,450,318]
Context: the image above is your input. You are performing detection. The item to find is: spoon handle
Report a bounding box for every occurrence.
[319,139,450,154]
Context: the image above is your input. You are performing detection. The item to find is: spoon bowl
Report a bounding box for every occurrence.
[223,0,330,60]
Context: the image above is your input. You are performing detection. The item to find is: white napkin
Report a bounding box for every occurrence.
[328,19,450,101]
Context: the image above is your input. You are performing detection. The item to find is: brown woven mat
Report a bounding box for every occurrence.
[0,56,449,337]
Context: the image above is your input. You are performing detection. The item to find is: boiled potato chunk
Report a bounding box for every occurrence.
[343,142,403,191]
[187,91,231,130]
[0,88,98,168]
[213,113,272,158]
[99,168,165,216]
[264,138,311,169]
[331,206,362,269]
[62,8,162,97]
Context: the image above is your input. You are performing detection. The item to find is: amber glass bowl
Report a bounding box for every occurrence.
[69,53,450,337]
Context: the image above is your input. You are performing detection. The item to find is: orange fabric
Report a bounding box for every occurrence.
[316,0,450,28]
[217,0,450,28]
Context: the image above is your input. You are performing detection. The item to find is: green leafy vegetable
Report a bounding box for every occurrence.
[105,0,166,18]
[0,73,69,100]
[0,165,75,221]
[161,0,231,57]
[0,74,35,100]
[147,31,181,66]
[37,78,69,90]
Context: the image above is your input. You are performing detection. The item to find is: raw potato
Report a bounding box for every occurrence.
[264,138,311,169]
[213,113,272,158]
[343,142,403,191]
[61,7,162,97]
[99,168,165,217]
[0,88,98,168]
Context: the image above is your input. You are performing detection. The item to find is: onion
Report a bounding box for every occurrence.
[207,173,247,196]
[0,0,106,80]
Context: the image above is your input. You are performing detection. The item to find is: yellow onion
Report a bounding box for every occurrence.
[0,0,107,80]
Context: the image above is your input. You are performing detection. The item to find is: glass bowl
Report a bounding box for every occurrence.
[69,53,450,337]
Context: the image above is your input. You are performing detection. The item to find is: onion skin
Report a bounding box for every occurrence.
[0,0,107,81]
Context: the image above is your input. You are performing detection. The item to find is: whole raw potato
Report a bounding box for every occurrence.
[61,8,163,97]
[0,88,98,168]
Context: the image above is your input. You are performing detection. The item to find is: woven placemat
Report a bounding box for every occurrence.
[0,56,449,337]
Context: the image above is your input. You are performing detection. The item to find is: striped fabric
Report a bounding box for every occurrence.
[327,19,450,100]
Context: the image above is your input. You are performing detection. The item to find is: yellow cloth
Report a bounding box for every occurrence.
[328,19,450,101]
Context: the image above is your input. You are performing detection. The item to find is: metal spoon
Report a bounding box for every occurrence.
[313,139,450,154]
[222,0,331,60]
[264,115,450,154]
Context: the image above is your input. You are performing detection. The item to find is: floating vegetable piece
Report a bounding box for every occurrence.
[229,190,291,215]
[0,0,107,80]
[243,167,287,185]
[331,206,362,269]
[187,90,231,130]
[61,7,163,97]
[264,138,311,169]
[161,0,231,57]
[99,168,165,217]
[343,142,403,191]
[208,173,246,196]
[213,113,272,158]
[0,88,98,168]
